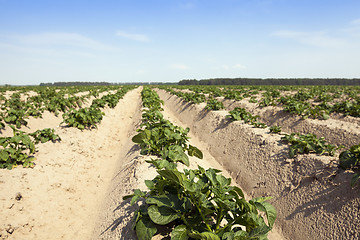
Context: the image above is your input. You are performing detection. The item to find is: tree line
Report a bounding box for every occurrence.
[178,78,360,85]
[39,81,177,86]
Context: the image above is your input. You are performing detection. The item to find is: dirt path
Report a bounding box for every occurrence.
[0,87,142,239]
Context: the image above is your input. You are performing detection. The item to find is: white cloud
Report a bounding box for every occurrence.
[116,31,150,42]
[170,64,190,70]
[350,19,360,25]
[272,30,347,48]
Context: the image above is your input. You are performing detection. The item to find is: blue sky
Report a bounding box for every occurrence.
[1,0,360,85]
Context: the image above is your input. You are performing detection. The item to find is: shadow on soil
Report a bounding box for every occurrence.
[103,198,173,240]
[285,170,360,220]
[212,117,232,132]
[100,198,138,239]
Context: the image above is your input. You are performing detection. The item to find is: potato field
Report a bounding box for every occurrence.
[0,85,359,240]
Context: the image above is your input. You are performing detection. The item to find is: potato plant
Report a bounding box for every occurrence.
[62,107,104,130]
[339,144,360,186]
[133,87,202,165]
[125,167,276,240]
[227,107,267,129]
[205,98,224,111]
[269,126,281,134]
[0,126,35,169]
[29,128,61,144]
[127,87,277,239]
[281,133,340,158]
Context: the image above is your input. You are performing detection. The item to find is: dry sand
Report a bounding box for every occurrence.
[0,87,142,239]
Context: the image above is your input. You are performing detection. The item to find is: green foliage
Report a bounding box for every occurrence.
[184,93,207,104]
[127,87,276,239]
[29,128,61,144]
[124,166,276,240]
[0,117,5,129]
[280,96,330,120]
[227,107,267,129]
[4,108,28,129]
[258,91,280,107]
[142,88,164,111]
[205,98,224,111]
[133,87,203,166]
[0,126,35,169]
[339,144,360,187]
[269,126,282,134]
[249,96,257,103]
[223,90,243,101]
[62,107,104,130]
[332,100,360,117]
[281,133,339,158]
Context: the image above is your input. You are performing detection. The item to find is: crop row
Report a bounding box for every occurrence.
[125,87,277,240]
[161,85,360,120]
[0,85,131,129]
[158,86,360,187]
[0,85,135,169]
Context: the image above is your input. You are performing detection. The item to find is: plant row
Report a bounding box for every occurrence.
[0,126,61,169]
[0,85,124,130]
[62,86,135,130]
[159,86,360,187]
[125,87,277,240]
[161,85,360,120]
[0,85,135,169]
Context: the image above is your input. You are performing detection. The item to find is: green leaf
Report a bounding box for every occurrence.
[183,179,197,192]
[0,150,9,161]
[171,225,189,240]
[132,133,145,144]
[145,180,155,189]
[322,113,330,120]
[148,205,179,225]
[339,151,358,169]
[253,201,277,227]
[222,231,249,240]
[216,174,231,187]
[146,195,175,208]
[158,169,185,185]
[248,225,271,238]
[351,173,360,187]
[188,231,220,240]
[166,145,189,166]
[135,216,157,240]
[232,186,245,198]
[188,145,203,159]
[205,168,218,186]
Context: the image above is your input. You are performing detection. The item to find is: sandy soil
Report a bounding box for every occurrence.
[0,87,142,239]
